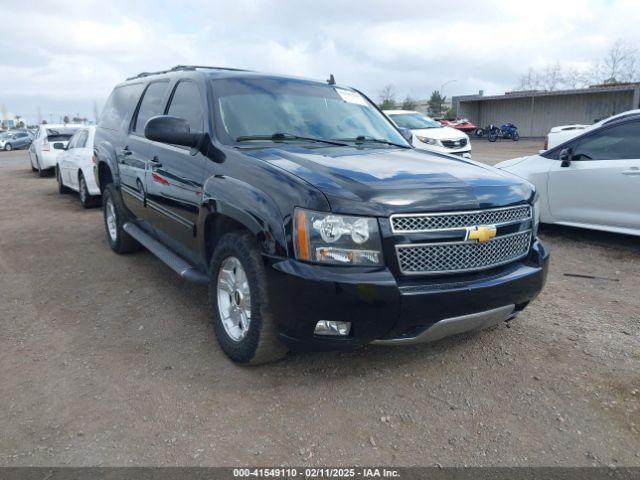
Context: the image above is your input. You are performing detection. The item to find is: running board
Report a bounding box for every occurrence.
[123,222,209,285]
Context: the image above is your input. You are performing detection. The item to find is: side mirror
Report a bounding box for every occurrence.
[145,115,203,149]
[558,148,572,167]
[53,142,66,150]
[398,127,413,144]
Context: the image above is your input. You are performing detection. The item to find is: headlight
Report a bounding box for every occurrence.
[532,197,540,238]
[294,208,383,266]
[416,136,439,146]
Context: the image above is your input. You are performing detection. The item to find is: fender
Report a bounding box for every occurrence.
[197,174,289,263]
[94,139,121,190]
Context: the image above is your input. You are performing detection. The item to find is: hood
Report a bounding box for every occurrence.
[247,146,534,216]
[495,156,531,169]
[409,126,468,140]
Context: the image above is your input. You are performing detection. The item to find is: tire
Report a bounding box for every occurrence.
[209,231,288,365]
[56,166,71,194]
[488,131,498,142]
[102,183,141,254]
[29,152,37,172]
[79,172,99,208]
[512,132,520,141]
[475,128,484,137]
[36,156,48,177]
[4,143,12,152]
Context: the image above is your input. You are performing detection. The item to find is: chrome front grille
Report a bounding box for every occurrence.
[441,138,468,149]
[396,231,532,275]
[391,205,531,233]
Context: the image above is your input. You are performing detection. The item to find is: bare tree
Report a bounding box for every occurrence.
[401,96,418,110]
[518,68,540,91]
[540,62,564,91]
[378,84,397,109]
[600,39,638,83]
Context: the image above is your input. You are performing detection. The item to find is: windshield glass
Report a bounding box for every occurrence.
[212,77,408,147]
[388,113,441,130]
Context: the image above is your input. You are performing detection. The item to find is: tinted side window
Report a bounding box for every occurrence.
[99,83,144,131]
[167,81,204,133]
[76,130,88,148]
[67,132,80,149]
[574,122,640,160]
[133,81,169,135]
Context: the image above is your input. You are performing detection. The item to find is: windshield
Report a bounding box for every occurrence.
[388,113,441,130]
[212,77,408,147]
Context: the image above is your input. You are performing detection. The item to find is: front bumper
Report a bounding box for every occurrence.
[266,239,549,351]
[412,143,472,158]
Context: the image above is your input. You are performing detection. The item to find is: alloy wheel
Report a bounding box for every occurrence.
[217,257,252,342]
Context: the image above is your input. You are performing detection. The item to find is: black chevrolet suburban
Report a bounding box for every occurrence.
[94,65,549,364]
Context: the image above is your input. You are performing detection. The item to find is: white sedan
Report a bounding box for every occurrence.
[384,110,471,158]
[29,124,83,177]
[545,109,640,150]
[496,115,640,236]
[56,126,101,208]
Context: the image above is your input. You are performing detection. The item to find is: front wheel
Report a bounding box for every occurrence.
[4,143,12,152]
[512,131,520,141]
[488,131,498,142]
[475,128,484,137]
[209,231,288,365]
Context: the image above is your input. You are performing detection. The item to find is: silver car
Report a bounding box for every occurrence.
[0,131,33,151]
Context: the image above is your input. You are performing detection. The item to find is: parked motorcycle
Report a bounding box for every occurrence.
[475,123,520,142]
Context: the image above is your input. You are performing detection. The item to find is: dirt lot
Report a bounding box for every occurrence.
[0,141,638,467]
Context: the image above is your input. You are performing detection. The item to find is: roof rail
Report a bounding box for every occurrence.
[126,65,249,80]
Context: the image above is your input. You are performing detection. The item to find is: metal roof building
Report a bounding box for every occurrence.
[453,83,640,137]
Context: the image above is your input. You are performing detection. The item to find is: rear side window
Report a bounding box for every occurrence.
[133,81,169,135]
[100,83,144,131]
[573,122,640,160]
[167,81,204,133]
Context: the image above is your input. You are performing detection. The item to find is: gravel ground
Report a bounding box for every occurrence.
[0,144,638,467]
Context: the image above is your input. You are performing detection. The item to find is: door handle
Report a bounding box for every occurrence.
[149,156,162,168]
[622,167,640,176]
[120,146,132,156]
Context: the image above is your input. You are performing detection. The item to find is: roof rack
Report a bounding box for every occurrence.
[126,65,249,81]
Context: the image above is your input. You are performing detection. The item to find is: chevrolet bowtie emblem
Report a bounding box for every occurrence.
[467,225,497,243]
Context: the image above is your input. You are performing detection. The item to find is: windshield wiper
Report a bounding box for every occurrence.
[334,135,410,149]
[236,132,348,147]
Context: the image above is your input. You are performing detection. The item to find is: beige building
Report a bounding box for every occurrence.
[453,83,640,137]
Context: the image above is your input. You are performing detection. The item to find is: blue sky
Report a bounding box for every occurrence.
[1,0,639,124]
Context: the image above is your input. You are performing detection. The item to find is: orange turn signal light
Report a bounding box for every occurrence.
[295,209,310,261]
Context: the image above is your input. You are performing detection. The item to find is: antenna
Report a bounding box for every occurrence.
[327,74,335,85]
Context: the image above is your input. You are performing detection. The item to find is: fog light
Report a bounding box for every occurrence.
[314,320,351,336]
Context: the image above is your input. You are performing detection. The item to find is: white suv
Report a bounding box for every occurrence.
[29,124,83,177]
[384,110,471,158]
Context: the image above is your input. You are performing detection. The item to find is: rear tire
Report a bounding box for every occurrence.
[56,166,71,194]
[36,156,49,177]
[209,231,288,365]
[488,131,498,142]
[102,183,141,254]
[79,173,99,208]
[512,132,520,141]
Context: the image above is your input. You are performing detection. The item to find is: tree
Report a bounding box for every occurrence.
[427,91,446,117]
[378,84,396,110]
[401,96,418,110]
[599,39,638,83]
[63,115,70,124]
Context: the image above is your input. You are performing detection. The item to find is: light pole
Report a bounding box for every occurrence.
[440,79,457,117]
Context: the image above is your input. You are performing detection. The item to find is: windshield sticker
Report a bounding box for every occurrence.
[335,88,367,106]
